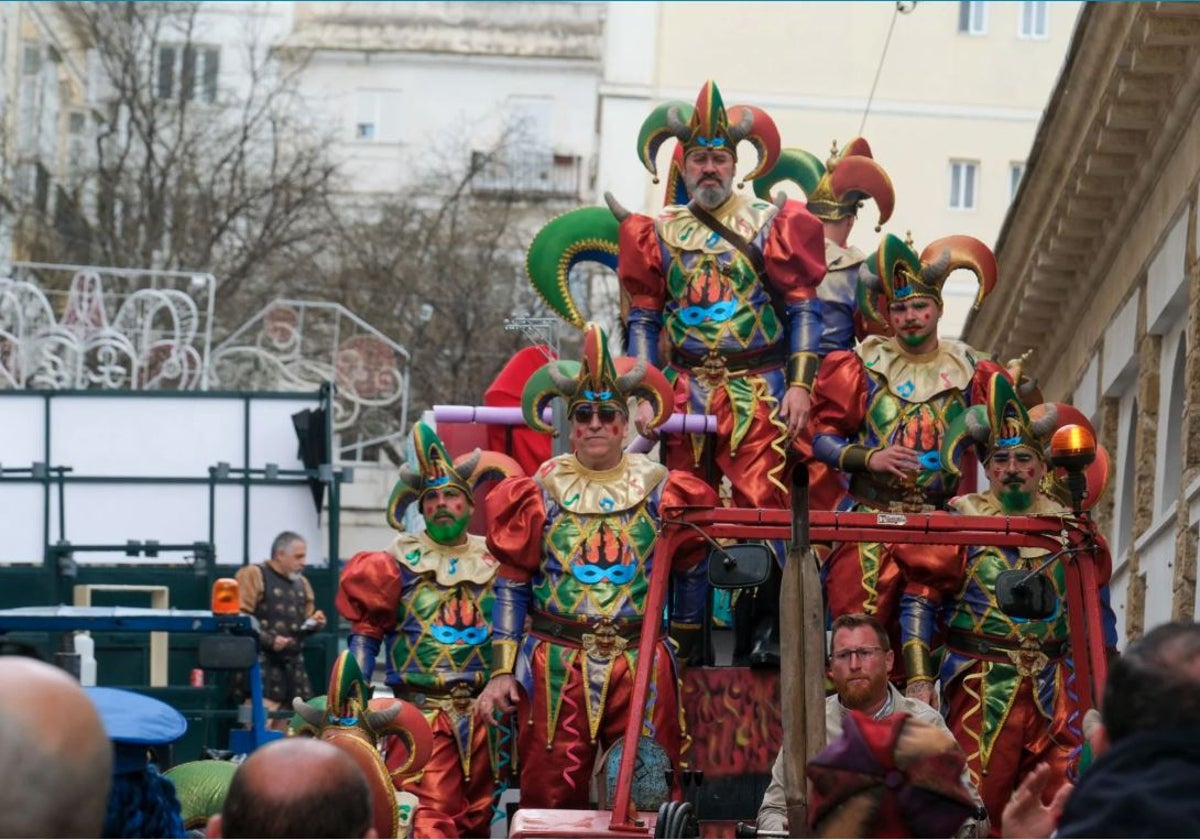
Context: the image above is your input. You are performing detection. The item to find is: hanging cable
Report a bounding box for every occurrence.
[859,2,917,135]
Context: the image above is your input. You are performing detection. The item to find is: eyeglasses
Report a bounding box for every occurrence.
[830,646,885,664]
[571,404,621,425]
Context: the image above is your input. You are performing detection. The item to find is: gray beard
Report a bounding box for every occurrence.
[692,182,730,209]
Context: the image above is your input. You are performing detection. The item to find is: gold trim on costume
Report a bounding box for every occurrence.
[536,453,667,515]
[386,532,498,586]
[859,335,979,403]
[655,195,779,253]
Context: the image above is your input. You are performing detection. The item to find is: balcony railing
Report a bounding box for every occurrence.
[469,150,582,200]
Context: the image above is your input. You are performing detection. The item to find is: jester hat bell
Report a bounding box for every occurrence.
[857,233,997,327]
[754,138,895,229]
[386,422,521,529]
[521,322,673,436]
[637,80,780,185]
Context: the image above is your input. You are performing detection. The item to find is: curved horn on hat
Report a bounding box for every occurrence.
[526,205,618,329]
[829,156,895,228]
[855,259,888,328]
[725,104,780,183]
[603,191,631,223]
[363,702,400,734]
[613,356,672,431]
[1028,403,1059,442]
[939,404,990,479]
[636,101,689,179]
[460,450,524,489]
[665,104,694,144]
[292,698,325,729]
[521,359,582,435]
[751,147,825,201]
[724,103,755,145]
[385,465,423,530]
[919,235,997,311]
[453,450,482,485]
[920,247,952,285]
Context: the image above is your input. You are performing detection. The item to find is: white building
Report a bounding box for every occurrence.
[279,2,604,204]
[597,0,1081,338]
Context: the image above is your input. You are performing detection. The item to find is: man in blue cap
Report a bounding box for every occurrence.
[87,686,189,839]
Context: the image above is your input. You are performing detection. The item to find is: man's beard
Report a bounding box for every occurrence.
[427,510,470,544]
[996,484,1034,513]
[839,672,886,711]
[684,174,732,210]
[898,328,928,348]
[287,571,302,582]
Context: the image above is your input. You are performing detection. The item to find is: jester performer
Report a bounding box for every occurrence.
[474,323,718,810]
[614,78,825,508]
[336,422,520,838]
[899,374,1119,833]
[755,138,895,514]
[809,233,1009,679]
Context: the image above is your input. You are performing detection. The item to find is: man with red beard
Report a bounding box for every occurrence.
[756,613,985,835]
[808,232,1008,681]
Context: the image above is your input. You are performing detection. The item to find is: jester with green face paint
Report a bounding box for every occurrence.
[808,233,1010,682]
[336,423,521,838]
[474,323,718,810]
[896,374,1119,834]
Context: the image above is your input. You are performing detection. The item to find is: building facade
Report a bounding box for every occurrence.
[964,2,1200,643]
[597,0,1081,337]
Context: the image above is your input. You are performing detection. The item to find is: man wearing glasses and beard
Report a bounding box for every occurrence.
[475,324,717,810]
[756,613,985,836]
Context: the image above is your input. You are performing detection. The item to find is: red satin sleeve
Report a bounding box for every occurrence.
[484,475,546,582]
[660,470,721,572]
[617,214,666,311]
[762,200,827,303]
[336,550,403,640]
[809,351,869,439]
[896,542,965,604]
[968,359,1013,403]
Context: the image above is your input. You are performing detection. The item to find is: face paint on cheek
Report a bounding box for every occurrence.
[608,424,619,435]
[574,427,584,439]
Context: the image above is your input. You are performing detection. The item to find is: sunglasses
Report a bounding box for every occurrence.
[571,404,621,424]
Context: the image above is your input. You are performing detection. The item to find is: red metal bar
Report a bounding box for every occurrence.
[608,528,677,833]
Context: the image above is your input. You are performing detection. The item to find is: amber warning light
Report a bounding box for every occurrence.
[211,578,240,615]
[1049,424,1096,472]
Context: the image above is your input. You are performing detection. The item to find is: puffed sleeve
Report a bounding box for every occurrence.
[616,214,666,311]
[660,470,721,572]
[485,475,547,582]
[898,541,964,683]
[968,359,1013,404]
[336,550,403,640]
[809,351,873,471]
[762,200,826,303]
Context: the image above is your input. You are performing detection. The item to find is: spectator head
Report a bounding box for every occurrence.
[829,614,894,713]
[270,531,307,580]
[0,657,113,837]
[87,687,188,839]
[206,738,376,838]
[1101,620,1200,745]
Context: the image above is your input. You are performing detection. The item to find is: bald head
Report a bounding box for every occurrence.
[209,738,374,838]
[0,658,113,837]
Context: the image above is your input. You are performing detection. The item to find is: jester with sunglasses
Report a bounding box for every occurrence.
[336,422,521,838]
[896,375,1118,834]
[475,324,718,810]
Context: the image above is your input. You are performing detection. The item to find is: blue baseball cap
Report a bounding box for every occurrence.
[85,687,188,773]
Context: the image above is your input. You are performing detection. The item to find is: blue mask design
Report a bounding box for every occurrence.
[430,625,490,645]
[572,563,637,585]
[677,301,737,326]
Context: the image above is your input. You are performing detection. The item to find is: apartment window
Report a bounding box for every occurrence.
[1018,1,1048,38]
[22,42,41,75]
[353,89,402,143]
[156,44,220,103]
[1009,162,1025,200]
[949,160,979,210]
[958,1,987,35]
